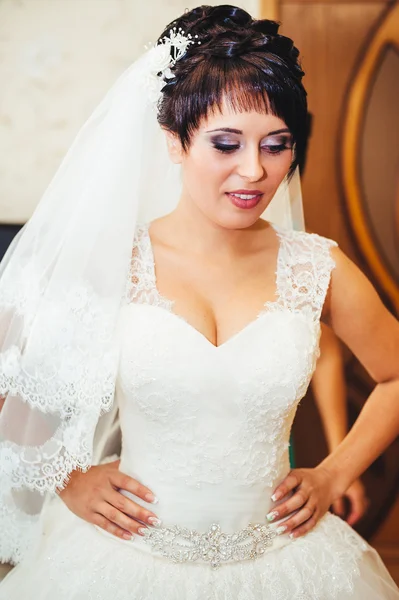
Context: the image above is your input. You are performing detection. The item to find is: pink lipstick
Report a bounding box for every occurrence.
[226,189,263,210]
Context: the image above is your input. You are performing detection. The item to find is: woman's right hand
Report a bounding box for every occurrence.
[58,459,160,540]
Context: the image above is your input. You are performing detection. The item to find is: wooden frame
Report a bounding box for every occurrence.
[260,0,392,11]
[260,0,280,20]
[340,4,399,311]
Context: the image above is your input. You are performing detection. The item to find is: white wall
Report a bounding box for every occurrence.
[0,0,259,224]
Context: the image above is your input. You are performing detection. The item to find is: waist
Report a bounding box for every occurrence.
[119,461,291,531]
[112,461,294,567]
[124,485,288,530]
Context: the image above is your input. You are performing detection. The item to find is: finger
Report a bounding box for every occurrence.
[332,497,345,517]
[346,509,362,526]
[111,471,158,505]
[92,512,134,540]
[106,490,159,528]
[266,488,308,522]
[271,471,302,502]
[102,497,147,534]
[346,494,367,526]
[276,504,316,535]
[289,513,318,539]
[101,503,155,535]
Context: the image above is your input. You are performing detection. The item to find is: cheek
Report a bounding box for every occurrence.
[266,152,293,180]
[184,149,232,192]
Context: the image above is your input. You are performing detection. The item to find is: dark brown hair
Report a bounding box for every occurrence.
[156,5,309,177]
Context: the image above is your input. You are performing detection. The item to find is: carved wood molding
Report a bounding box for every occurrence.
[280,0,391,4]
[260,0,280,20]
[340,4,399,312]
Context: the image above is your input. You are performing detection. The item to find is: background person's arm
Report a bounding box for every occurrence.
[311,324,368,525]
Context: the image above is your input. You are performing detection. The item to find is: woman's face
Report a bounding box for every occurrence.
[166,98,294,229]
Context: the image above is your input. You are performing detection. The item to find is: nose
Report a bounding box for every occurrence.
[237,146,265,182]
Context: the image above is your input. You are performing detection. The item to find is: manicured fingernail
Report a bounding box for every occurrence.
[122,532,132,540]
[271,492,282,502]
[276,525,287,535]
[266,510,279,522]
[289,532,295,539]
[148,517,162,527]
[145,493,159,504]
[138,527,147,536]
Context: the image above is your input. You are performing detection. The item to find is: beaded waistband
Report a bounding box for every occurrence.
[140,520,284,569]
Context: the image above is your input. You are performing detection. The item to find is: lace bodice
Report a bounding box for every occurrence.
[115,222,337,533]
[6,222,392,600]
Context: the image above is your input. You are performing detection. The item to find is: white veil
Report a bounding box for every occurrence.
[0,33,304,565]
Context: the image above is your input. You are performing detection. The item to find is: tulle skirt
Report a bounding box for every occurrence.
[1,497,398,600]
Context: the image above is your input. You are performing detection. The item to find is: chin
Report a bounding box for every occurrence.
[217,197,273,229]
[212,209,266,231]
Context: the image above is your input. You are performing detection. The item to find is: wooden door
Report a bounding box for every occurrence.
[260,0,399,580]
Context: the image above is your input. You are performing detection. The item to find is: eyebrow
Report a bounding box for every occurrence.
[206,127,291,135]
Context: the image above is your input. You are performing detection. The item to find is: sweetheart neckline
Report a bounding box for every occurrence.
[125,300,284,349]
[141,221,286,349]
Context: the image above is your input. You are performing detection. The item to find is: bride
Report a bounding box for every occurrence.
[0,5,398,599]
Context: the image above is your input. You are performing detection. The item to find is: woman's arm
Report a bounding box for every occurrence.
[318,247,399,491]
[311,323,368,525]
[269,247,399,537]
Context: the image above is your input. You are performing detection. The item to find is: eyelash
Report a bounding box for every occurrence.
[212,143,290,155]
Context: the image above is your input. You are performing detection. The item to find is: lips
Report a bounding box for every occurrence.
[226,190,263,210]
[228,189,263,196]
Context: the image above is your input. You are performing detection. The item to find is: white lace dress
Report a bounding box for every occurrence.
[1,223,398,600]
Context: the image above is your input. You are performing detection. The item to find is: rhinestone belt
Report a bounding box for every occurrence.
[141,521,279,569]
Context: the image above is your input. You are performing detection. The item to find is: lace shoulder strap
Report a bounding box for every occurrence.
[275,228,338,321]
[124,223,155,304]
[124,223,173,310]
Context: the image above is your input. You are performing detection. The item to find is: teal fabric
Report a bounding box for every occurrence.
[289,434,295,468]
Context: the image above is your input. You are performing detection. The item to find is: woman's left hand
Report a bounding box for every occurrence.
[268,466,337,539]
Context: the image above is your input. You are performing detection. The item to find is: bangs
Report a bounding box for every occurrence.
[176,59,273,146]
[158,51,308,175]
[168,55,303,150]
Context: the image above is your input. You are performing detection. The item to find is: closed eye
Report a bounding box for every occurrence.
[212,143,240,154]
[262,144,290,155]
[213,142,291,155]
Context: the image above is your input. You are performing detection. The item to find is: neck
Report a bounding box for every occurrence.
[154,195,272,259]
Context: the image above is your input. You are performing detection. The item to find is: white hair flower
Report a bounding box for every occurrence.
[144,27,199,104]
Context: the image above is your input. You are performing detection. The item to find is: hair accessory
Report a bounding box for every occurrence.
[144,27,198,104]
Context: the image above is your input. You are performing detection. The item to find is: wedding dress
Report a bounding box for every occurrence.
[1,222,398,600]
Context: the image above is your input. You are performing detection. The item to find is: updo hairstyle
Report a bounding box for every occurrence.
[156,5,309,177]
